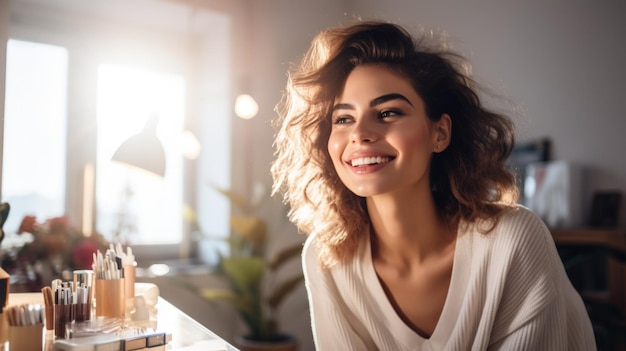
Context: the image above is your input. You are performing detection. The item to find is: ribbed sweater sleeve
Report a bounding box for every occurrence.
[478,208,596,350]
[302,235,376,350]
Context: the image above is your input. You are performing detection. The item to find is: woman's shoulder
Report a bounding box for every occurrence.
[302,231,372,288]
[484,205,558,268]
[493,205,551,241]
[302,232,345,275]
[461,205,563,292]
[497,205,547,229]
[464,205,553,257]
[302,232,321,271]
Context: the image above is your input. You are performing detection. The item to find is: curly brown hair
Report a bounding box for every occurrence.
[271,20,518,267]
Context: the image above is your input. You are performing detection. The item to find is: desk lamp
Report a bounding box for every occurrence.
[111,113,166,177]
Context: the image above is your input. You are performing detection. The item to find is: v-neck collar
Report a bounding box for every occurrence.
[362,228,471,350]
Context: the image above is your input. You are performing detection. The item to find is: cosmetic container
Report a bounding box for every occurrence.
[9,323,43,350]
[95,278,125,318]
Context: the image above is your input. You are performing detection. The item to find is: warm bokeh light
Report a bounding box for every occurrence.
[180,130,201,160]
[148,263,170,276]
[234,94,259,120]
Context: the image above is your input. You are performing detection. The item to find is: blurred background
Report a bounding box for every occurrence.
[1,0,625,350]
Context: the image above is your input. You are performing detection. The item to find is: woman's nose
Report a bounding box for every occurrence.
[350,119,378,143]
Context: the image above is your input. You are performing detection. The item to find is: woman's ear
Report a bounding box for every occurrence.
[432,113,451,153]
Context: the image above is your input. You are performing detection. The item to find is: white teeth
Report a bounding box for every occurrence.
[350,156,390,167]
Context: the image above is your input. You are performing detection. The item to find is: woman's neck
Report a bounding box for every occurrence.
[367,188,455,268]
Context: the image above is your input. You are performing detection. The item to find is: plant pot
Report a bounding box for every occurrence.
[234,334,298,351]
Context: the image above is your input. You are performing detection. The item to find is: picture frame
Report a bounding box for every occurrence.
[590,191,622,228]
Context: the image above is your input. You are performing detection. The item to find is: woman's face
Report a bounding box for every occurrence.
[327,64,449,198]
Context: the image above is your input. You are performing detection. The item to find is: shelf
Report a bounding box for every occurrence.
[551,228,626,253]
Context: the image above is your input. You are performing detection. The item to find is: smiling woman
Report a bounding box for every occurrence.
[271,20,596,351]
[328,64,450,198]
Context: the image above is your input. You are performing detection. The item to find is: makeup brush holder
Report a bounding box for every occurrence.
[95,278,125,318]
[54,304,74,339]
[9,323,43,350]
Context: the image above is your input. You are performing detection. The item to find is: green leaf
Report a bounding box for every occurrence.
[201,288,237,301]
[267,243,303,271]
[211,184,249,213]
[202,288,256,317]
[222,257,265,293]
[267,274,304,310]
[182,203,198,224]
[230,216,267,248]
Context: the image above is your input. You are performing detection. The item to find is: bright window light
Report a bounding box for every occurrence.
[1,39,68,233]
[96,64,185,245]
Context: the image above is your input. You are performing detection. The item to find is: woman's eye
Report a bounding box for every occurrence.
[379,110,401,119]
[333,116,352,124]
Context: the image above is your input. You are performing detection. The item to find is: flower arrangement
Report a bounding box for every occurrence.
[1,215,109,291]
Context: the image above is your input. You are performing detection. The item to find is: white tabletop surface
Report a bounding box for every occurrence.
[2,292,238,351]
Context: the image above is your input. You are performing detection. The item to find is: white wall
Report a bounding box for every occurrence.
[230,0,352,195]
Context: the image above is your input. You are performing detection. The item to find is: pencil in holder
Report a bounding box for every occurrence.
[95,278,125,318]
[6,303,44,346]
[73,270,94,304]
[41,286,55,330]
[74,303,91,322]
[44,305,54,330]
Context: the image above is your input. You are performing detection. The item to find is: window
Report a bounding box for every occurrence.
[1,39,68,233]
[96,64,185,246]
[2,3,232,265]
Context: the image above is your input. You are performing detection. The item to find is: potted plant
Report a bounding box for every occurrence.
[187,184,304,351]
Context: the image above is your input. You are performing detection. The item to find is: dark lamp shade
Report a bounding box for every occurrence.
[112,115,166,177]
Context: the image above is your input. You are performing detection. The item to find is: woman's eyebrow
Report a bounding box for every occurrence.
[332,93,413,112]
[370,93,413,107]
[332,103,354,111]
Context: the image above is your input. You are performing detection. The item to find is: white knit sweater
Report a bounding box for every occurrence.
[302,207,596,350]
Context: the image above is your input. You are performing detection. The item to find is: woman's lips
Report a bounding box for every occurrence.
[344,155,395,174]
[349,156,392,167]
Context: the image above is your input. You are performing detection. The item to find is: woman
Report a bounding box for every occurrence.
[271,20,595,350]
